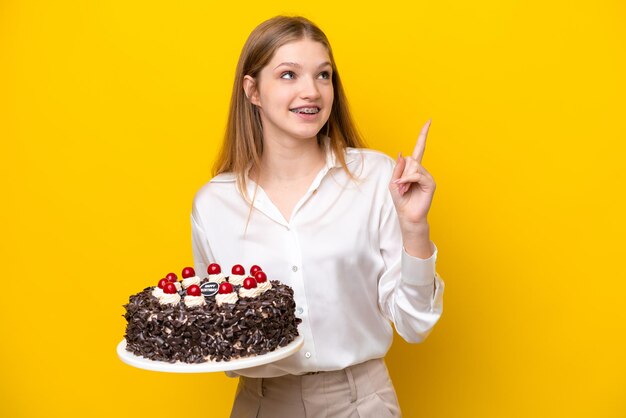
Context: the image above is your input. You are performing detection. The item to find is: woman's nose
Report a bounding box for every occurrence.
[299,76,321,99]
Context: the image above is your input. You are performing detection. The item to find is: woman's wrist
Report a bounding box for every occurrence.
[401,222,433,259]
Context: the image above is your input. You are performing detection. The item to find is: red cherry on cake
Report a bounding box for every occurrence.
[158,278,168,289]
[232,264,245,275]
[219,282,233,294]
[163,282,177,294]
[181,267,195,279]
[208,263,221,275]
[187,284,201,297]
[254,271,267,283]
[165,272,178,282]
[243,277,258,289]
[250,265,262,275]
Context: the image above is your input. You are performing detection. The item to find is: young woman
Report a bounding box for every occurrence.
[191,15,445,417]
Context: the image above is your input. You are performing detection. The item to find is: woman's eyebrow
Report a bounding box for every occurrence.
[274,61,332,70]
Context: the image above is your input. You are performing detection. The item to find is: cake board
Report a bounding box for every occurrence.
[117,335,304,373]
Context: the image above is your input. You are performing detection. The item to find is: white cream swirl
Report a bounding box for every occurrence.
[159,292,181,306]
[184,295,206,308]
[215,292,238,307]
[208,272,226,283]
[173,281,182,291]
[228,274,246,286]
[257,281,272,292]
[238,286,263,298]
[151,287,164,298]
[181,275,201,289]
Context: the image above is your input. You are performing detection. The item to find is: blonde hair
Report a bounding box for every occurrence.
[213,15,366,200]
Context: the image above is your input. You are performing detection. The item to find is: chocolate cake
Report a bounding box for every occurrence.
[122,264,302,363]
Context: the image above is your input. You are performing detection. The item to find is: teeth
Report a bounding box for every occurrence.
[291,107,319,114]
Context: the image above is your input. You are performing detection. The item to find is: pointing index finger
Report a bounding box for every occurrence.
[412,119,432,163]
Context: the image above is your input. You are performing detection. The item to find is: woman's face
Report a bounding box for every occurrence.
[244,38,334,143]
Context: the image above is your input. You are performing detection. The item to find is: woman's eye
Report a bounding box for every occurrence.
[280,71,295,80]
[319,71,331,79]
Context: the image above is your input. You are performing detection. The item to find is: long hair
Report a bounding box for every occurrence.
[212,15,366,200]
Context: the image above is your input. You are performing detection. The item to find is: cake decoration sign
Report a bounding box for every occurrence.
[200,281,219,297]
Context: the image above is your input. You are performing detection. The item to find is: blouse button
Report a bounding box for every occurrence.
[296,307,303,314]
[305,352,311,358]
[292,265,298,272]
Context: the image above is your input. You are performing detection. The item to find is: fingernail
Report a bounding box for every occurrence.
[393,179,401,184]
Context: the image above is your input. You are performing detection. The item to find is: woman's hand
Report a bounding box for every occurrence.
[389,119,436,258]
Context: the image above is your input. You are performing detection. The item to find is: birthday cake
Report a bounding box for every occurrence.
[122,264,302,363]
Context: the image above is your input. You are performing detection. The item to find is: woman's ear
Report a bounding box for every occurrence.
[243,75,261,107]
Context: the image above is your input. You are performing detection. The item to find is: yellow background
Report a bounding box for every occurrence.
[2,1,625,417]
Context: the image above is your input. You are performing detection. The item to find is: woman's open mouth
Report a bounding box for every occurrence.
[290,107,320,120]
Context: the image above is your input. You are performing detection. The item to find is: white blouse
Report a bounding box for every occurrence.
[191,137,445,378]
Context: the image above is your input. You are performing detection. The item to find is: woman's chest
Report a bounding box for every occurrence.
[209,186,383,272]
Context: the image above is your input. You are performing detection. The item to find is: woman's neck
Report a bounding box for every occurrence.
[253,135,326,185]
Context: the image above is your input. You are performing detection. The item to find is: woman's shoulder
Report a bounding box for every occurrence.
[344,147,396,177]
[192,172,238,208]
[346,146,395,163]
[208,172,237,183]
